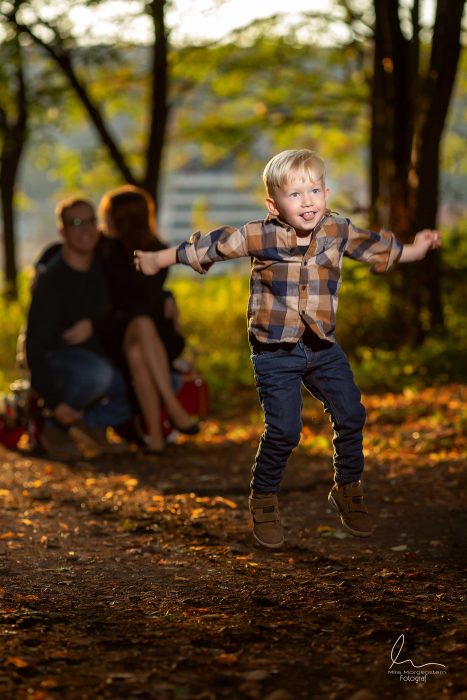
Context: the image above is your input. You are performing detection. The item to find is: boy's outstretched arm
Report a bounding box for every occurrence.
[136,225,249,276]
[134,247,177,275]
[399,229,441,263]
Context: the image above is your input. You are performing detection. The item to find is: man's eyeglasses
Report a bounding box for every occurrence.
[64,216,97,228]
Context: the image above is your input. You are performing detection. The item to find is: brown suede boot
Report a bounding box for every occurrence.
[69,424,127,457]
[249,492,284,549]
[40,425,82,462]
[328,481,372,537]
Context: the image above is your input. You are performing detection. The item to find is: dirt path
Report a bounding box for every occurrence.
[0,386,465,700]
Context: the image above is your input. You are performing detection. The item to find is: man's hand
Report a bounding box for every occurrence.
[52,403,83,425]
[399,229,442,263]
[62,319,93,345]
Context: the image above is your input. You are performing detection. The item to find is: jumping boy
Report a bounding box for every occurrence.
[134,149,441,548]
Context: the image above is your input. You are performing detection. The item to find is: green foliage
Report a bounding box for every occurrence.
[0,225,465,402]
[169,272,253,404]
[171,34,369,183]
[441,45,467,195]
[0,269,32,390]
[353,337,466,394]
[168,221,467,400]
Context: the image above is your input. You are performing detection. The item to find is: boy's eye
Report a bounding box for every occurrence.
[289,192,300,198]
[311,188,320,195]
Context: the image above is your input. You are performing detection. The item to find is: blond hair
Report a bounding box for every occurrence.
[263,149,326,196]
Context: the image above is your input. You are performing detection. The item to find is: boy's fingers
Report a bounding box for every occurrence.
[429,230,441,249]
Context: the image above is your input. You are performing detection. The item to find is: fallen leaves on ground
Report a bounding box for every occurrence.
[0,384,465,699]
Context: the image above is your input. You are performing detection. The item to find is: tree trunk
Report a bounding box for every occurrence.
[1,171,19,299]
[412,0,464,334]
[143,0,169,207]
[7,1,171,207]
[0,39,28,300]
[370,0,464,345]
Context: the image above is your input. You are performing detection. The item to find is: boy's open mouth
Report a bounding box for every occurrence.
[301,211,316,221]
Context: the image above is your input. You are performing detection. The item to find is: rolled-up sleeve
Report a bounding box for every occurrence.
[177,225,249,274]
[345,222,403,273]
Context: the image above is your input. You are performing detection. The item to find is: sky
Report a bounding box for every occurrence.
[167,0,333,43]
[68,0,336,45]
[63,0,438,48]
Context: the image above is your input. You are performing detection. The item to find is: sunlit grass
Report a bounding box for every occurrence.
[0,269,32,390]
[0,225,466,403]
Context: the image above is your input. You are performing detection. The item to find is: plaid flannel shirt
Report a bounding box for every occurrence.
[177,210,403,344]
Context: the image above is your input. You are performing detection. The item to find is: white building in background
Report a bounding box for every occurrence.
[13,168,266,270]
[159,170,265,245]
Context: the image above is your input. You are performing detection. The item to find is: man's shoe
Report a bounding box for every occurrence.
[249,492,284,548]
[69,424,127,456]
[328,481,373,537]
[40,425,82,462]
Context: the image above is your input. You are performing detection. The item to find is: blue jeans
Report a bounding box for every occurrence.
[251,338,366,493]
[46,348,131,428]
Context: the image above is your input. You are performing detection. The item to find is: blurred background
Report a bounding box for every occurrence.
[0,0,466,399]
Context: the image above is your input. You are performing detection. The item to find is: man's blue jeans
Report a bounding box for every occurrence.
[251,338,366,493]
[46,348,131,428]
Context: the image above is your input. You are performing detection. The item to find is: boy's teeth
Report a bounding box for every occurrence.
[302,212,315,221]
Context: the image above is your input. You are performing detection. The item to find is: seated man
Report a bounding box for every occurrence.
[25,197,132,460]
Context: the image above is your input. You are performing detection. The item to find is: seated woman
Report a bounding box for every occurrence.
[98,185,199,453]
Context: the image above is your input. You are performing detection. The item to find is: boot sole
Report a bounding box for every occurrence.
[252,531,284,549]
[328,493,372,538]
[39,437,81,462]
[68,427,128,456]
[68,426,105,453]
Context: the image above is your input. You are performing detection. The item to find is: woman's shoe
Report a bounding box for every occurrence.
[142,441,166,455]
[173,419,200,436]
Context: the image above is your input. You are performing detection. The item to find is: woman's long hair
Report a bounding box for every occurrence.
[98,185,164,255]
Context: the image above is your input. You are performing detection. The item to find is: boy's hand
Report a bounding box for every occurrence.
[399,229,442,263]
[134,246,178,274]
[134,250,162,275]
[413,228,441,256]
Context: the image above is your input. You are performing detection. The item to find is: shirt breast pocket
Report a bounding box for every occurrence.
[314,236,344,268]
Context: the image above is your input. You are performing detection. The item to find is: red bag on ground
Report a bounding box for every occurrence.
[161,370,210,437]
[0,379,42,450]
[0,371,210,449]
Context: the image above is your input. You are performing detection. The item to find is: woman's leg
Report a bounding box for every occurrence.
[123,335,165,451]
[124,316,196,431]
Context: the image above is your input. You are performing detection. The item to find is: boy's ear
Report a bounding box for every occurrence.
[265,197,280,216]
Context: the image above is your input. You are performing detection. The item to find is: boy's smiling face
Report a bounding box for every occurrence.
[266,174,330,238]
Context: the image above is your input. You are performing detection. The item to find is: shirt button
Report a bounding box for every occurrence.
[302,285,306,290]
